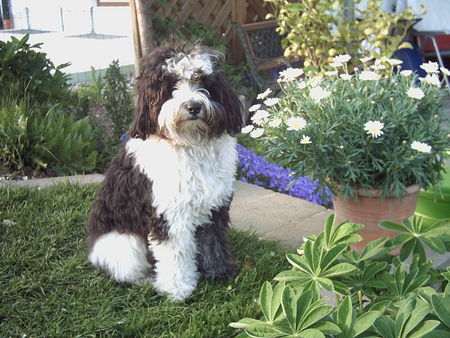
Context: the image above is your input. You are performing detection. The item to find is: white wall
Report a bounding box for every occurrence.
[8,0,131,35]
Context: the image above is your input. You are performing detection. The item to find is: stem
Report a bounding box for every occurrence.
[358,290,363,312]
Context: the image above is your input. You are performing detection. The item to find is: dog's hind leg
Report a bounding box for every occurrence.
[195,205,236,281]
[88,231,153,284]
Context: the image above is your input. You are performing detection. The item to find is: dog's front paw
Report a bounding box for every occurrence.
[153,279,196,302]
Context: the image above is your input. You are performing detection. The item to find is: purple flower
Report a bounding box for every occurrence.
[236,144,333,208]
[121,134,130,143]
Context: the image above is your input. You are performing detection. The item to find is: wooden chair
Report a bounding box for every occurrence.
[233,20,297,92]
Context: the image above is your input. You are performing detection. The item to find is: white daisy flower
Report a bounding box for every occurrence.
[400,70,413,77]
[371,63,386,71]
[278,67,304,82]
[287,117,307,131]
[420,74,441,86]
[257,88,272,100]
[411,141,432,153]
[406,87,424,100]
[420,61,439,74]
[332,54,351,64]
[268,118,282,128]
[298,81,307,89]
[364,120,384,138]
[248,104,261,112]
[309,86,331,102]
[309,76,323,87]
[250,128,264,138]
[441,67,450,76]
[300,135,312,144]
[241,125,254,134]
[360,56,373,63]
[360,71,381,81]
[264,97,280,107]
[325,70,338,76]
[339,73,352,81]
[329,62,343,68]
[251,109,270,125]
[386,58,403,66]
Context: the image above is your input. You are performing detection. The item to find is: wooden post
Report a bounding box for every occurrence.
[231,0,247,64]
[130,0,154,75]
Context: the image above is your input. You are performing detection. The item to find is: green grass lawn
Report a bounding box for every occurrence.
[0,183,290,337]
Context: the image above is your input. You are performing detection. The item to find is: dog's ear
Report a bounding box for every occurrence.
[129,53,175,140]
[211,71,243,136]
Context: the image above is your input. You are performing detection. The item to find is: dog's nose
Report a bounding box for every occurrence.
[187,102,202,115]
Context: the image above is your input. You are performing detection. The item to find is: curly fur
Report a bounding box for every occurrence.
[88,40,242,301]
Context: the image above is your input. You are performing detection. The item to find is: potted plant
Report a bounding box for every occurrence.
[243,58,450,247]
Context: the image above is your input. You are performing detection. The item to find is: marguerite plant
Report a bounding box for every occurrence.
[246,58,450,199]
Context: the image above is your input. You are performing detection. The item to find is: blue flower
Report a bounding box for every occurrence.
[236,144,333,208]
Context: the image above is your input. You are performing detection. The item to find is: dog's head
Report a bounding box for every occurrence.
[129,40,243,146]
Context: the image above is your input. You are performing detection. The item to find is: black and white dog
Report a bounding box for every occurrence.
[87,41,242,301]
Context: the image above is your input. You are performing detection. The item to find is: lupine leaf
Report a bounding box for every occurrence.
[260,282,274,323]
[408,320,441,338]
[300,305,333,331]
[230,318,264,329]
[379,221,406,232]
[274,270,310,283]
[402,299,432,337]
[321,263,357,278]
[351,311,379,337]
[245,323,286,337]
[321,243,348,271]
[374,316,396,338]
[282,286,298,333]
[399,239,416,261]
[431,294,450,328]
[297,328,325,338]
[311,321,342,335]
[336,295,352,333]
[286,254,313,274]
[317,277,334,292]
[421,236,446,254]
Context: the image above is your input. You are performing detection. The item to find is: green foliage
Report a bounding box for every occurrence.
[102,59,134,139]
[231,214,450,337]
[381,217,450,262]
[0,95,97,175]
[0,34,72,107]
[254,60,449,199]
[265,0,417,71]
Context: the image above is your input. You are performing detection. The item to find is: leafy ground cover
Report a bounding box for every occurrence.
[0,183,289,337]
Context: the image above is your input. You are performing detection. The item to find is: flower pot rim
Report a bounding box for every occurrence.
[334,183,420,198]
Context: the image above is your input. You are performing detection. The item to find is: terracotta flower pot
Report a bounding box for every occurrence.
[334,184,420,250]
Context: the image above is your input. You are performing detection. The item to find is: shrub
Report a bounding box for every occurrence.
[0,95,97,176]
[0,34,73,107]
[231,214,450,337]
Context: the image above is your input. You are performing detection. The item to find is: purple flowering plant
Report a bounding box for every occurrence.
[236,144,333,207]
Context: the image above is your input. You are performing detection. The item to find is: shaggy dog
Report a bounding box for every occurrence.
[87,40,243,301]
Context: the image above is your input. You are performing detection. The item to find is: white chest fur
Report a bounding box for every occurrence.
[126,134,237,234]
[126,134,237,300]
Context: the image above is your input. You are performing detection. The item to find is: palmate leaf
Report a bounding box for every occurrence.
[245,323,286,337]
[321,263,357,278]
[374,316,396,338]
[323,214,364,247]
[282,286,298,333]
[230,318,265,329]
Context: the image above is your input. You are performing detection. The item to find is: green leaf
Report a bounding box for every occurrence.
[274,270,310,283]
[245,323,286,337]
[310,321,341,335]
[351,311,379,337]
[409,320,441,338]
[431,294,450,328]
[324,214,336,244]
[260,282,274,322]
[298,328,325,338]
[399,239,416,261]
[402,299,432,337]
[230,318,264,329]
[321,263,357,278]
[301,305,333,331]
[321,243,348,270]
[286,254,313,274]
[272,282,286,322]
[336,295,352,333]
[282,286,298,333]
[421,236,446,254]
[374,316,396,338]
[317,277,334,292]
[379,221,406,232]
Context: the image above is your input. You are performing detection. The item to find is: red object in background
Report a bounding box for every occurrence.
[418,34,450,52]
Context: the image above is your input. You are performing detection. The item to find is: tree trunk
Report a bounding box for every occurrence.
[130,0,154,74]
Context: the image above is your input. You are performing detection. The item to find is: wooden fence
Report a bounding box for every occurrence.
[140,0,275,63]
